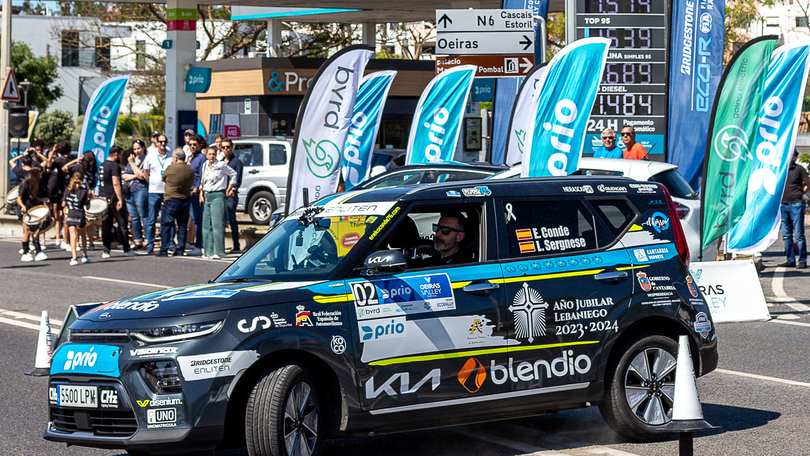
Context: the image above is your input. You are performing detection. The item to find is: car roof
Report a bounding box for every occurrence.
[231,136,293,143]
[491,158,678,181]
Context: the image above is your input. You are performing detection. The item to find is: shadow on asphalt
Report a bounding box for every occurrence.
[701,403,780,434]
[1,264,49,269]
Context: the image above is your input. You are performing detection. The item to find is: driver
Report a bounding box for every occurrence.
[425,211,474,266]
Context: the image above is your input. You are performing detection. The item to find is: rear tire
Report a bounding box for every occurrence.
[248,191,277,225]
[246,364,322,456]
[599,333,678,442]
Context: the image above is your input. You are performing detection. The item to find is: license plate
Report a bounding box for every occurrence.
[57,385,98,408]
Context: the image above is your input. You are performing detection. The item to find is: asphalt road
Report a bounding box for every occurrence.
[1,235,809,456]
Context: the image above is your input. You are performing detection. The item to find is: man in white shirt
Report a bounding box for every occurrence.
[141,136,173,254]
[146,131,160,155]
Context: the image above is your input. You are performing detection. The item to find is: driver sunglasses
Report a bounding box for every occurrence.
[432,223,463,235]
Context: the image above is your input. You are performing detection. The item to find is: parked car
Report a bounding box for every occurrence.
[490,158,703,259]
[231,137,293,224]
[45,176,717,455]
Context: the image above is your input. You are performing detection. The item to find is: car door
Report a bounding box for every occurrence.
[233,142,264,209]
[347,200,510,414]
[494,196,634,395]
[265,141,290,205]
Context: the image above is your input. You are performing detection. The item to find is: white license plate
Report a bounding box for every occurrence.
[57,385,98,408]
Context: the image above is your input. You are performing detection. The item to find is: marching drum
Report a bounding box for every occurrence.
[22,205,54,235]
[5,185,19,213]
[86,197,109,225]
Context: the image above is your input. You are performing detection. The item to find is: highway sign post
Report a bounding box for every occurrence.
[437,55,534,77]
[436,9,534,32]
[1,67,20,102]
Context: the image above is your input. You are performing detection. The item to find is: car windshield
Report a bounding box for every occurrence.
[218,205,394,282]
[649,169,697,200]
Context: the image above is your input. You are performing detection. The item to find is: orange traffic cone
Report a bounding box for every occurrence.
[25,311,53,376]
[663,335,719,455]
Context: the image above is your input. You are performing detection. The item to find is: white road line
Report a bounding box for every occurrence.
[0,309,63,326]
[771,319,810,328]
[83,276,172,289]
[0,316,41,331]
[772,266,810,312]
[715,368,810,388]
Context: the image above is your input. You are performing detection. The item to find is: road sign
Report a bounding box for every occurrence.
[436,32,533,55]
[1,68,20,102]
[436,9,533,32]
[436,55,535,78]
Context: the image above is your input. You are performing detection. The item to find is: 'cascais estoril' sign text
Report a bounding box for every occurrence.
[287,45,373,212]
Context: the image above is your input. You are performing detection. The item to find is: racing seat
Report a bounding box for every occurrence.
[387,216,425,262]
[455,209,480,262]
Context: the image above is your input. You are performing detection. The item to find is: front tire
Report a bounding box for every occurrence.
[246,364,322,456]
[248,191,277,225]
[599,333,678,442]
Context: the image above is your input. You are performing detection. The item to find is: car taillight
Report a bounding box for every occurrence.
[659,185,690,268]
[673,202,690,219]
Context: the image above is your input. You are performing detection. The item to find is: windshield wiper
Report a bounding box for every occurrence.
[218,277,273,283]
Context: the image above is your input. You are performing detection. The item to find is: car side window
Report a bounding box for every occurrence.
[588,199,636,238]
[269,144,287,166]
[436,171,490,183]
[501,199,598,259]
[368,171,425,188]
[235,144,263,166]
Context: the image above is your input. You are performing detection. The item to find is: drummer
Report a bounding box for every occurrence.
[45,140,71,249]
[63,151,99,250]
[16,167,49,262]
[63,170,91,265]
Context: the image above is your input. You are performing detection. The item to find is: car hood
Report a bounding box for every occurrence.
[79,281,325,322]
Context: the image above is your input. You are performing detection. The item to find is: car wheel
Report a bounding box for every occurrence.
[599,333,678,442]
[248,191,277,225]
[246,364,322,456]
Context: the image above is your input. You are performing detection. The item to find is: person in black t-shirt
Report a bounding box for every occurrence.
[16,167,49,262]
[63,151,99,249]
[63,171,91,265]
[424,211,476,267]
[98,146,133,258]
[45,140,71,249]
[778,150,810,269]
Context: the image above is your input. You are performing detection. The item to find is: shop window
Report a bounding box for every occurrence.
[135,40,146,70]
[61,31,80,67]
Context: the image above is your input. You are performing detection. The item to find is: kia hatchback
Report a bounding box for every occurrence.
[45,176,717,456]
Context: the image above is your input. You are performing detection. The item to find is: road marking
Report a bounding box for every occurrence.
[0,309,63,326]
[772,267,810,312]
[715,368,810,388]
[0,316,41,331]
[450,426,549,454]
[771,319,810,328]
[83,276,172,289]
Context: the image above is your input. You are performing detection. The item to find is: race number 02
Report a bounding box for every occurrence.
[351,282,379,306]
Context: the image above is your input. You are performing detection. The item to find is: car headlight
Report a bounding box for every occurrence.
[140,360,182,394]
[131,321,223,343]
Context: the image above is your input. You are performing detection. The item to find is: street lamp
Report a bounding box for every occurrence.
[18,79,31,107]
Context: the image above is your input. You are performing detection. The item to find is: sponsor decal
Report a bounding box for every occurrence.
[165,289,239,300]
[99,312,112,319]
[509,283,549,343]
[490,351,592,385]
[461,186,491,197]
[270,312,292,328]
[368,206,401,241]
[360,317,407,342]
[641,212,670,233]
[312,309,344,327]
[458,358,487,393]
[637,272,652,291]
[597,184,628,193]
[137,398,182,408]
[694,312,712,338]
[51,344,121,377]
[551,297,614,323]
[629,183,658,194]
[632,245,673,263]
[365,368,441,399]
[446,190,461,197]
[101,300,159,312]
[177,350,259,381]
[562,185,594,193]
[331,335,346,354]
[555,320,618,338]
[48,387,57,405]
[146,407,177,429]
[296,305,313,326]
[512,225,587,254]
[633,249,649,262]
[648,199,665,205]
[341,233,361,249]
[129,347,178,358]
[237,316,272,333]
[686,275,699,297]
[351,273,456,320]
[100,389,119,408]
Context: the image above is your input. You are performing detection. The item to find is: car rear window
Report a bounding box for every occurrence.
[588,199,636,238]
[649,170,697,200]
[501,199,598,258]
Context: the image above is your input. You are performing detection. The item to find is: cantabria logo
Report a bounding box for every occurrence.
[303,138,340,178]
[713,125,752,162]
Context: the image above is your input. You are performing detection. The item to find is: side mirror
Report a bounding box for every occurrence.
[361,251,407,276]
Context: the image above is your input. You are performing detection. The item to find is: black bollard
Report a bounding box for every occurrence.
[679,431,694,456]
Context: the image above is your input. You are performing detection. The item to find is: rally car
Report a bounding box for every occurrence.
[45,176,717,456]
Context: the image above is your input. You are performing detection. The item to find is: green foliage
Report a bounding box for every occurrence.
[116,115,164,146]
[546,13,566,61]
[376,49,403,59]
[32,110,75,147]
[11,41,62,111]
[800,152,810,164]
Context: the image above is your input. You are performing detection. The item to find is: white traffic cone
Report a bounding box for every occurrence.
[25,311,53,376]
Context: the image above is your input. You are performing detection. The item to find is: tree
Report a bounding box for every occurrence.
[546,13,566,60]
[32,109,75,147]
[725,0,763,62]
[10,41,62,111]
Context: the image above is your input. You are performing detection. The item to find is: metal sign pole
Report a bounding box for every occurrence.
[0,0,11,201]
